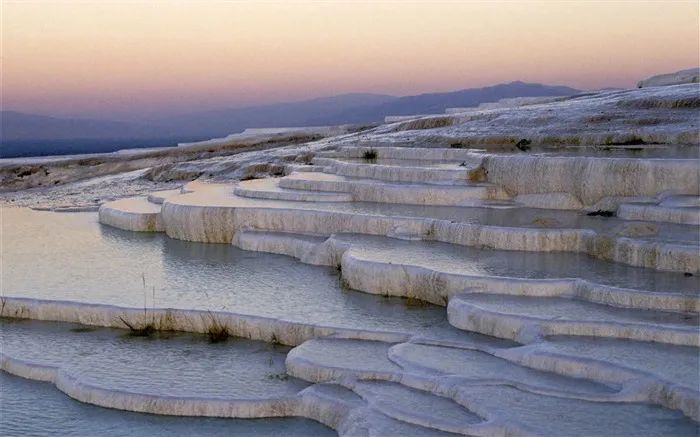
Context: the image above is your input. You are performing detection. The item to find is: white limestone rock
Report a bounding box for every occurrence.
[638,68,700,88]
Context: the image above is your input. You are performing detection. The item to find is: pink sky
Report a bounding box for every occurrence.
[2,0,698,121]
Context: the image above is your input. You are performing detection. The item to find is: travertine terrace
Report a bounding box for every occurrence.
[2,76,699,435]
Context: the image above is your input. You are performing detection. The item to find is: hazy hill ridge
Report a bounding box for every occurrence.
[2,81,579,144]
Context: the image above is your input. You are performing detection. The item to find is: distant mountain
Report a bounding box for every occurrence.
[0,93,396,145]
[1,82,580,157]
[155,93,398,138]
[0,112,200,158]
[308,82,581,124]
[154,83,579,137]
[0,111,159,141]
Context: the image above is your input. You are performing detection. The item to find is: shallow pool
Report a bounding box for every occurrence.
[1,208,445,333]
[0,372,335,437]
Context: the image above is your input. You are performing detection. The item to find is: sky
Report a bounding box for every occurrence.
[2,0,699,121]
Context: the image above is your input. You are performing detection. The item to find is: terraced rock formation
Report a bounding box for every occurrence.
[2,79,699,435]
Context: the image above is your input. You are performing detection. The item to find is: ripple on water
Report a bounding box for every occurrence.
[1,208,445,333]
[1,319,308,399]
[0,372,335,437]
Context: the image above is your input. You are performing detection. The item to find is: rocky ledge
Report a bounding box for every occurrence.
[2,72,699,436]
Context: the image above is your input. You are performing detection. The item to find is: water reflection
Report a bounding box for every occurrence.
[3,208,446,333]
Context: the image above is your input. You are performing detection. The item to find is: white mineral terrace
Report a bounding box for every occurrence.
[2,79,699,436]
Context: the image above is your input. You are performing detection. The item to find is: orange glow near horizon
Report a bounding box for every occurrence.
[2,0,699,120]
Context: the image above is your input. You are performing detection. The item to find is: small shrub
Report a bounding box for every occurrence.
[618,138,647,145]
[450,142,465,149]
[205,312,231,343]
[362,149,378,160]
[155,312,177,332]
[515,139,532,151]
[603,136,656,146]
[586,210,615,217]
[266,372,289,381]
[119,274,161,337]
[119,317,156,337]
[207,324,230,343]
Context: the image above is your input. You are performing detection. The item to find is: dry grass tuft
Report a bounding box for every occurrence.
[403,296,430,308]
[206,314,231,343]
[119,317,156,337]
[362,149,378,160]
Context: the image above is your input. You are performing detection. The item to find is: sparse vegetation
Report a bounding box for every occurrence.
[362,149,378,160]
[119,273,159,337]
[207,325,230,343]
[205,312,231,343]
[403,296,430,308]
[604,136,648,146]
[586,210,616,217]
[515,139,532,151]
[265,372,289,381]
[70,326,97,333]
[119,316,156,337]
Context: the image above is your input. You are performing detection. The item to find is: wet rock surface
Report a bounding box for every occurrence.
[2,77,699,435]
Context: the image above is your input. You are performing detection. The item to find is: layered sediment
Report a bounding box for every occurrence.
[2,76,699,435]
